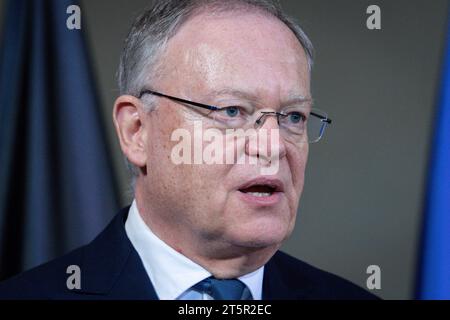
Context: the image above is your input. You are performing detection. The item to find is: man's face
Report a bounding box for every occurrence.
[137,12,310,253]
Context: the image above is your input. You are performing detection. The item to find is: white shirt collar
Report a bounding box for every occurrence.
[125,200,264,300]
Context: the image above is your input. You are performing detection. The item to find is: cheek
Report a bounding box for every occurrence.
[287,143,309,194]
[147,112,231,201]
[145,106,194,167]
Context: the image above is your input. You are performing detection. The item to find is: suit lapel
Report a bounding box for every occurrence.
[262,251,311,300]
[75,207,158,299]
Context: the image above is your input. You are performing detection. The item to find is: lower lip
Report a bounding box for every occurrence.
[237,191,283,206]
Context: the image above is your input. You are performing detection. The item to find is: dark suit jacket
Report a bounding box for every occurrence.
[0,207,379,300]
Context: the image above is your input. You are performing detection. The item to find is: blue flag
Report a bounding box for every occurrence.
[0,0,119,280]
[417,12,450,299]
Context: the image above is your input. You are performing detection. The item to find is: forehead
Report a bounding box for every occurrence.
[158,11,310,100]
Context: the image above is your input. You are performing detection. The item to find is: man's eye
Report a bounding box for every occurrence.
[223,106,241,118]
[288,112,305,124]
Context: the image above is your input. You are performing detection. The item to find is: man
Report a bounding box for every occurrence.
[0,0,378,300]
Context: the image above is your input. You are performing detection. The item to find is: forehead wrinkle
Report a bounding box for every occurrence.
[204,88,311,107]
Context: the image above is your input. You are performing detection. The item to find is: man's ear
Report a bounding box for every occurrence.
[112,95,148,169]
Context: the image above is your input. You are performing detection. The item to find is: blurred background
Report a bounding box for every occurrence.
[0,0,449,300]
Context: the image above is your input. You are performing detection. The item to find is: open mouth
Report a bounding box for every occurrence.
[237,177,283,199]
[239,185,277,197]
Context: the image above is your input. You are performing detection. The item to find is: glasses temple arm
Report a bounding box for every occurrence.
[310,111,332,124]
[139,90,220,111]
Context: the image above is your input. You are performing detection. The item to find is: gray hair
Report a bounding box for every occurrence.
[117,0,314,182]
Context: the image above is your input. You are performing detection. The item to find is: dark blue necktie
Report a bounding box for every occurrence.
[192,277,253,300]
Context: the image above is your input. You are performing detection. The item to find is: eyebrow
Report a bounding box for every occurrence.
[206,88,312,107]
[283,93,314,108]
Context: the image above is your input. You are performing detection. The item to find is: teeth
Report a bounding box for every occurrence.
[247,192,272,197]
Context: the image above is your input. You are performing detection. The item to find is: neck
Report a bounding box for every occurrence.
[181,241,278,279]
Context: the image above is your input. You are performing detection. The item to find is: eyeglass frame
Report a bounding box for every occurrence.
[137,89,332,141]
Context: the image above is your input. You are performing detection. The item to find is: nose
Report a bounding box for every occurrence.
[245,115,287,164]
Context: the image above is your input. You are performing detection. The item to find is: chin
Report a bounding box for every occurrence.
[228,218,293,249]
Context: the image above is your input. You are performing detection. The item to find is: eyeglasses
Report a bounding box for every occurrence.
[138,89,332,144]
